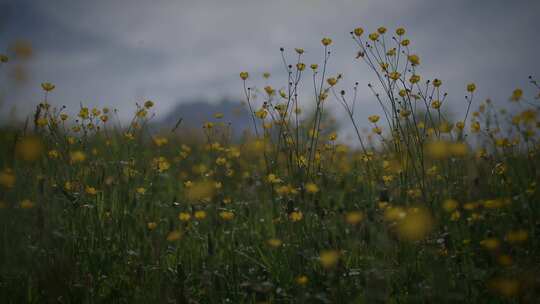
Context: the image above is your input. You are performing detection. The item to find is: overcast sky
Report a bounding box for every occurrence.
[0,0,539,131]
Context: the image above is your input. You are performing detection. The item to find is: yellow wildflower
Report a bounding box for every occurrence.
[219,211,235,221]
[305,182,319,194]
[368,115,380,123]
[166,230,182,241]
[289,211,303,222]
[321,37,332,46]
[41,82,55,92]
[345,211,364,225]
[267,238,282,248]
[20,199,35,209]
[194,210,207,220]
[319,250,340,269]
[178,212,191,222]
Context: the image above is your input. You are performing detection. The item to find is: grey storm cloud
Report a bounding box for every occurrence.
[0,0,539,131]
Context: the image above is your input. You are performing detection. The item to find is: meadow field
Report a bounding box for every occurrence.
[1,26,539,303]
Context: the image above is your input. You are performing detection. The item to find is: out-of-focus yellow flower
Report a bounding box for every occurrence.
[255,108,268,119]
[47,150,60,159]
[36,117,48,127]
[153,136,168,147]
[152,156,170,172]
[20,199,35,209]
[471,121,481,133]
[480,238,500,250]
[178,212,191,222]
[166,230,182,241]
[345,211,364,225]
[450,210,461,221]
[136,187,146,195]
[401,39,410,46]
[368,32,379,41]
[467,83,476,92]
[215,157,227,166]
[186,181,215,202]
[310,64,318,70]
[214,112,224,119]
[377,26,387,34]
[319,250,340,269]
[296,63,306,71]
[276,184,298,196]
[488,277,520,298]
[442,199,458,212]
[295,275,309,286]
[305,182,319,194]
[400,109,411,118]
[395,27,405,36]
[85,186,97,195]
[219,211,235,221]
[194,210,207,220]
[433,78,442,87]
[406,188,421,199]
[239,72,249,80]
[497,255,513,267]
[450,142,468,157]
[267,174,282,184]
[41,82,55,92]
[505,229,528,244]
[396,207,434,241]
[64,181,73,191]
[70,151,86,163]
[289,211,303,222]
[328,132,337,141]
[147,222,158,230]
[425,141,468,159]
[295,48,304,54]
[267,238,282,248]
[0,54,8,63]
[16,136,43,161]
[425,141,449,159]
[0,169,16,188]
[136,109,147,118]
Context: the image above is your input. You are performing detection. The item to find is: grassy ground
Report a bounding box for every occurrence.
[1,27,539,303]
